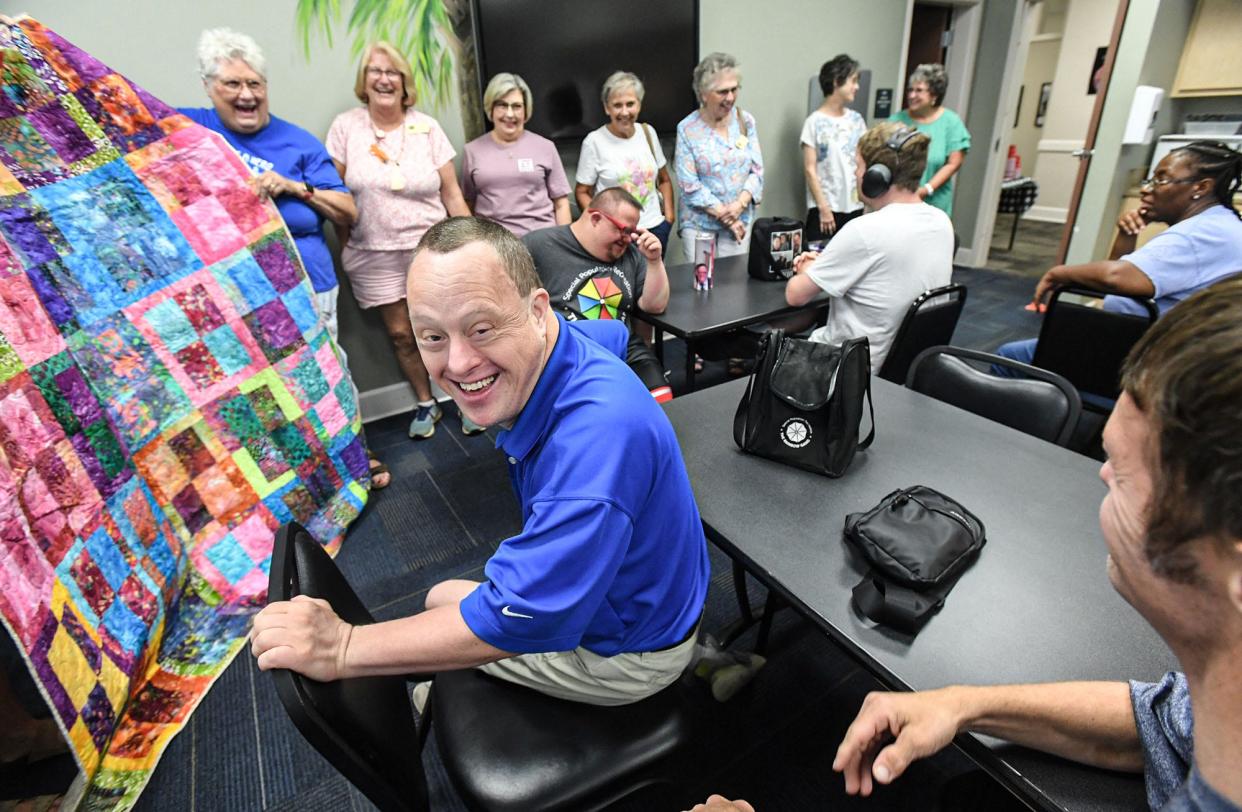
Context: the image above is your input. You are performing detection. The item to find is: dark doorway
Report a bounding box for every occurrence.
[904,2,953,102]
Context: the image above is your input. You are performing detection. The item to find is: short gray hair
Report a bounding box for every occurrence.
[414,217,540,298]
[909,63,949,106]
[600,71,645,107]
[197,28,266,82]
[692,52,740,101]
[483,73,533,122]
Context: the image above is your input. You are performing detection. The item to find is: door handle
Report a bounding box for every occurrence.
[1072,148,1094,159]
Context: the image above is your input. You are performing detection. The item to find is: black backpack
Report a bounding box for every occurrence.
[747,217,804,281]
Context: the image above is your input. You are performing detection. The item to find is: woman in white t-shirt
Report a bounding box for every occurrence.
[801,54,867,246]
[575,71,676,255]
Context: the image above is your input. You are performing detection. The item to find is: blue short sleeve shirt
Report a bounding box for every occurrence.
[458,316,710,656]
[1107,205,1242,316]
[178,108,348,293]
[1131,672,1240,811]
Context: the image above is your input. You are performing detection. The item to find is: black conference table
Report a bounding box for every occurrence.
[633,255,827,391]
[663,377,1177,812]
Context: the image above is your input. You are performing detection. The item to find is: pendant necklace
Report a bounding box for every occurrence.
[369,116,407,191]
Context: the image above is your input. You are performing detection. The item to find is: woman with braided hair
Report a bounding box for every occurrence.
[997,140,1242,371]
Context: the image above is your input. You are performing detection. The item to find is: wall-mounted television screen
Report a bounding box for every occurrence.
[473,0,699,141]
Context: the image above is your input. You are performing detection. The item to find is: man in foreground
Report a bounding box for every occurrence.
[784,120,954,373]
[250,217,708,705]
[524,187,673,401]
[833,277,1242,810]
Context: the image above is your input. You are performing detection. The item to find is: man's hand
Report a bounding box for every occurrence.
[832,690,962,796]
[1116,208,1148,237]
[685,795,755,812]
[251,595,354,681]
[792,251,820,276]
[252,170,296,201]
[634,228,663,262]
[1032,266,1066,308]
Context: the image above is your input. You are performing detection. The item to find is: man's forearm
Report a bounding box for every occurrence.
[342,605,511,678]
[950,682,1144,772]
[639,260,670,313]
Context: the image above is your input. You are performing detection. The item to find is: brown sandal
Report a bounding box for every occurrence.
[367,457,391,490]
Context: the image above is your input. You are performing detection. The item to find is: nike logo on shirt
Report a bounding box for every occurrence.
[501,605,533,619]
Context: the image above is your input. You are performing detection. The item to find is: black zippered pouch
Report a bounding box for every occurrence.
[843,486,986,633]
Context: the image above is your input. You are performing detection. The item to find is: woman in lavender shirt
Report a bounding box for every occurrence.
[460,73,571,236]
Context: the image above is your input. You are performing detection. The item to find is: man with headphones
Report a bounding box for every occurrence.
[784,121,954,373]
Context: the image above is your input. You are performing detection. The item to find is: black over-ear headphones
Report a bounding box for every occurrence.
[860,127,922,199]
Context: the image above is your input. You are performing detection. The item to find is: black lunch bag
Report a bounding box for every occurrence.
[844,485,987,633]
[747,216,804,281]
[733,330,874,477]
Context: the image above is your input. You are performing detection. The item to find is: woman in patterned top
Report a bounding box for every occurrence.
[801,54,867,245]
[674,52,764,262]
[326,42,473,439]
[575,71,676,256]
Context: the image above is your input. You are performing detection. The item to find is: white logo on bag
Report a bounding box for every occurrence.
[780,417,812,448]
[501,605,533,619]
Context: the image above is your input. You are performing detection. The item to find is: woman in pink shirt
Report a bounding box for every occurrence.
[327,42,472,439]
[460,73,571,236]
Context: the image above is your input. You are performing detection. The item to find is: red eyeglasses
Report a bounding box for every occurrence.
[587,208,639,239]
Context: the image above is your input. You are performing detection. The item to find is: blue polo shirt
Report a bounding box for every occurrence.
[459,317,709,656]
[178,108,348,293]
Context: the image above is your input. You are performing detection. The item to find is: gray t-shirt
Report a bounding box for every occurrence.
[1130,671,1239,811]
[522,225,646,325]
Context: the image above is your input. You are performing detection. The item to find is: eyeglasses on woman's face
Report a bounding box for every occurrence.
[1139,175,1199,189]
[216,78,266,96]
[365,66,402,80]
[493,100,525,113]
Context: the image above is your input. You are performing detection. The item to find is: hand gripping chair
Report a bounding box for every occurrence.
[267,522,701,811]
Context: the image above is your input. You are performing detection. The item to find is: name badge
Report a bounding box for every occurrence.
[516,158,534,173]
[408,121,430,134]
[735,135,749,150]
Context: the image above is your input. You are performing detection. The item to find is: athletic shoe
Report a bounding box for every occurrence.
[461,414,488,436]
[408,402,442,439]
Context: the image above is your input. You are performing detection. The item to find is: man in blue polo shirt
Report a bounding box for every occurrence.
[251,216,709,705]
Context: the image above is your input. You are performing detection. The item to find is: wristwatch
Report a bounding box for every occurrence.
[302,181,315,201]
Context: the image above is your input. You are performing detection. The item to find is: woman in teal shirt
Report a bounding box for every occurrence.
[892,63,970,217]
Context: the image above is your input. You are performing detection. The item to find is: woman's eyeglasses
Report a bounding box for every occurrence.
[216,78,266,95]
[365,67,402,80]
[1140,175,1199,189]
[493,101,526,113]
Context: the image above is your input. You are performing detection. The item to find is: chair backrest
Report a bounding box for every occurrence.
[878,283,968,383]
[1031,286,1158,401]
[268,523,428,812]
[906,345,1082,447]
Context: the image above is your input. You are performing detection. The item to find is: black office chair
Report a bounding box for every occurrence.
[1030,286,1158,409]
[268,522,700,812]
[906,345,1082,447]
[878,283,968,384]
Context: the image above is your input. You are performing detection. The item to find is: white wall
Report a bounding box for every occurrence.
[1027,0,1120,224]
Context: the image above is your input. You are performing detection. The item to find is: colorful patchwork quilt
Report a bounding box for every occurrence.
[0,17,369,809]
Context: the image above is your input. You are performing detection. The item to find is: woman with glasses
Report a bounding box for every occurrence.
[181,29,394,487]
[674,52,764,262]
[326,42,473,440]
[575,71,676,255]
[996,141,1242,370]
[891,63,970,218]
[461,73,571,236]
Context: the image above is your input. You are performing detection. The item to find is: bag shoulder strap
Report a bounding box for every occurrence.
[859,373,875,449]
[640,123,659,162]
[852,575,944,634]
[733,370,755,449]
[734,107,751,140]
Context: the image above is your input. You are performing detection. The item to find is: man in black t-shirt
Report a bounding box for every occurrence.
[523,188,672,400]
